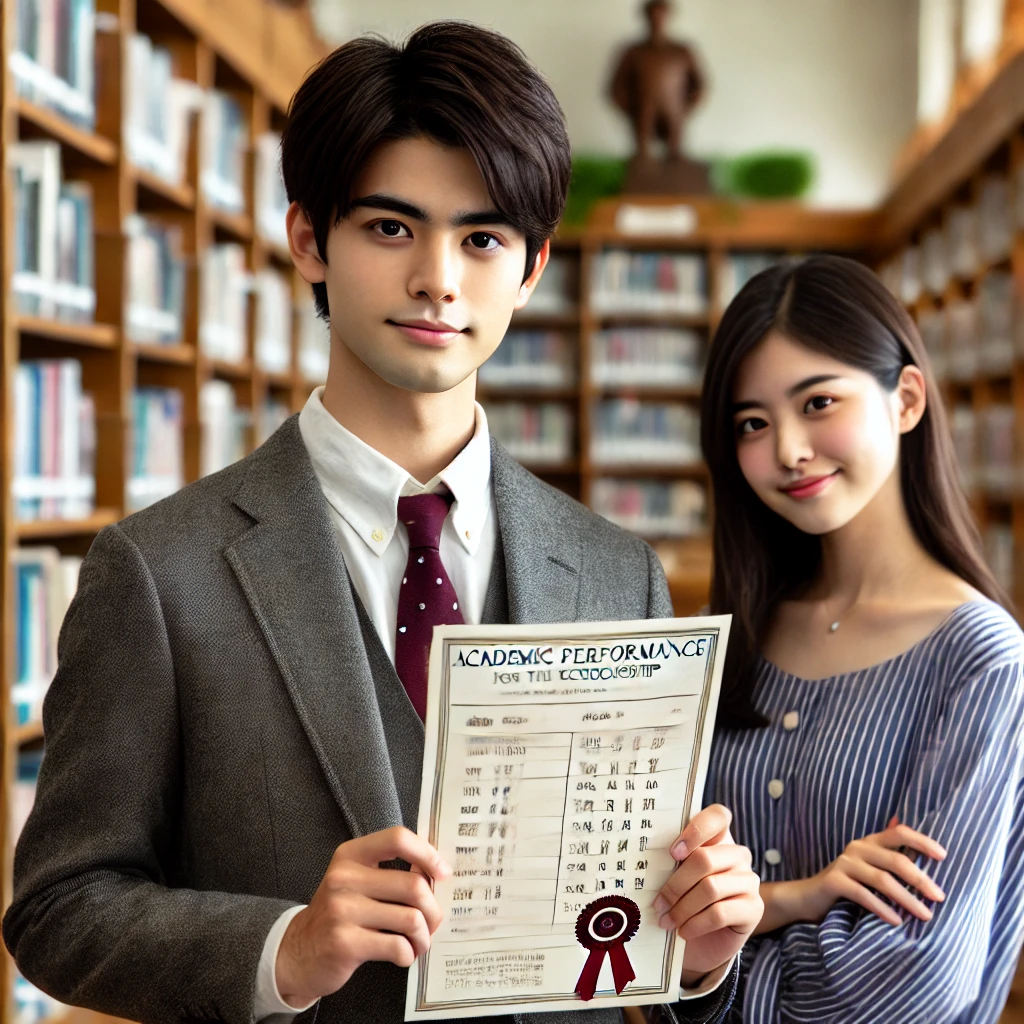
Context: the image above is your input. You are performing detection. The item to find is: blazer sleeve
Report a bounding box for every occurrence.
[645,542,674,620]
[747,657,1024,1023]
[2,524,297,1024]
[649,957,740,1024]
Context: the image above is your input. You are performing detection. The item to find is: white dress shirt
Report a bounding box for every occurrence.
[254,388,495,1018]
[253,387,729,1017]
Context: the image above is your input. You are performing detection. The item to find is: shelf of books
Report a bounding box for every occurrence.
[874,13,1024,1019]
[0,0,328,1020]
[479,198,876,615]
[875,34,1024,621]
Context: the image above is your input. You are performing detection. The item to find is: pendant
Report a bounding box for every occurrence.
[829,621,840,633]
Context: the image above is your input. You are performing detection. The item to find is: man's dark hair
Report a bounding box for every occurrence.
[281,21,572,320]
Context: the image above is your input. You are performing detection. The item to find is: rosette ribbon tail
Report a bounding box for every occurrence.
[575,948,607,1001]
[609,942,636,994]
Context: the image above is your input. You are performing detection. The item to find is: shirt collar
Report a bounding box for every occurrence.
[297,386,492,557]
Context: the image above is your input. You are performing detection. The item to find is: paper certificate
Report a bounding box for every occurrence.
[406,615,731,1019]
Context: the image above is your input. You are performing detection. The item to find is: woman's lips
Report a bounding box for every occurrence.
[779,471,839,500]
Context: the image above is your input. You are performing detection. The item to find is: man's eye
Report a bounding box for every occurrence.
[806,395,834,412]
[468,232,500,250]
[375,220,408,238]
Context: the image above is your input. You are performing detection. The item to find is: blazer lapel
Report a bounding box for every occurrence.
[489,438,581,624]
[223,418,403,837]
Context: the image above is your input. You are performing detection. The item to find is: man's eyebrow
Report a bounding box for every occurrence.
[450,209,514,229]
[349,194,429,221]
[731,374,843,414]
[348,193,513,230]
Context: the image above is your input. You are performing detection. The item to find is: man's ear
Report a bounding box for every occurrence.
[286,201,327,285]
[514,239,552,310]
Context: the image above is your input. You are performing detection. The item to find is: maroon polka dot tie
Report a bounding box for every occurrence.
[395,493,465,720]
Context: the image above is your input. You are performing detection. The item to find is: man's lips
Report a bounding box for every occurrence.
[387,319,466,347]
[778,471,840,499]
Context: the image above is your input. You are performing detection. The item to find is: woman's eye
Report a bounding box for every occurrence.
[468,232,500,250]
[805,395,834,412]
[374,220,409,238]
[737,417,767,436]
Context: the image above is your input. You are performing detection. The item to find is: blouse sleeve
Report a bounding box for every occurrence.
[752,657,1024,1024]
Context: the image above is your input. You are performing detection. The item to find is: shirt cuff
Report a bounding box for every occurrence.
[254,905,317,1020]
[676,957,734,1000]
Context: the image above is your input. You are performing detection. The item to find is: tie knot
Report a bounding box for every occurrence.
[398,492,454,550]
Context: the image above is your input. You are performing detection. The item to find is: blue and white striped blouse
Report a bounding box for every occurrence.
[706,599,1024,1023]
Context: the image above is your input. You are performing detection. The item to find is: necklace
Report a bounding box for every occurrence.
[826,595,855,634]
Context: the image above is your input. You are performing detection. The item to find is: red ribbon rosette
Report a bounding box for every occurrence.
[574,895,642,1001]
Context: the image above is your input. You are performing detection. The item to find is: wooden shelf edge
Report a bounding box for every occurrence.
[15,508,121,539]
[14,97,118,165]
[132,341,197,366]
[589,463,709,478]
[595,384,703,399]
[256,368,297,389]
[510,310,580,327]
[208,206,254,242]
[518,461,580,474]
[132,166,197,211]
[206,358,253,380]
[594,313,710,328]
[10,722,44,747]
[477,386,579,400]
[259,238,293,267]
[16,317,118,348]
[879,46,1024,251]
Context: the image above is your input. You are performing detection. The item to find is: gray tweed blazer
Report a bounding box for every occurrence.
[2,417,735,1024]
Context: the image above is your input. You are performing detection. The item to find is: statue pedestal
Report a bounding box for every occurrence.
[624,156,713,195]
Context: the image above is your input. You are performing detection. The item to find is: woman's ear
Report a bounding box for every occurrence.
[896,364,927,434]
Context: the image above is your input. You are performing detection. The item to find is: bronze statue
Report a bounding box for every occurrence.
[609,0,711,194]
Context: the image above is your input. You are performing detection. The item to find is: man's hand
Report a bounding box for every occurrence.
[654,804,763,987]
[275,826,451,1008]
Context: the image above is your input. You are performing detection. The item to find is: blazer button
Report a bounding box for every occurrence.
[768,779,785,800]
[782,711,800,731]
[765,848,782,866]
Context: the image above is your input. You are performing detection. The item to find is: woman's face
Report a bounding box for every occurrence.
[731,331,924,536]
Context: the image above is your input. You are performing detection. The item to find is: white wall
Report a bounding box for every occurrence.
[311,0,919,209]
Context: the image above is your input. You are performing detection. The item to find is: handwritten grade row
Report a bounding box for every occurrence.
[451,765,688,821]
[458,724,687,757]
[456,750,691,783]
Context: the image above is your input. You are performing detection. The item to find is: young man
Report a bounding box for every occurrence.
[4,22,760,1024]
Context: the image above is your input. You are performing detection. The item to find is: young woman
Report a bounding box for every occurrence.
[699,254,1024,1022]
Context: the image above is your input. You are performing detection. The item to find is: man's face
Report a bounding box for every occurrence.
[301,135,547,395]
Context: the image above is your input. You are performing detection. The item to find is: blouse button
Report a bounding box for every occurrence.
[768,779,785,800]
[782,711,800,731]
[765,848,782,866]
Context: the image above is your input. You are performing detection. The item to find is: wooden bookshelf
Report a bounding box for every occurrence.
[871,16,1024,1016]
[14,97,118,166]
[874,22,1024,619]
[478,199,876,604]
[0,1,328,1021]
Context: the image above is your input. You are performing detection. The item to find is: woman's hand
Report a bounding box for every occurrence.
[755,817,947,935]
[654,804,764,986]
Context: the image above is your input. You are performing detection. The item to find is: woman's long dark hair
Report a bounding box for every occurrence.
[702,254,1008,728]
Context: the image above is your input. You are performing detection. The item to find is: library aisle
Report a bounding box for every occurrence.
[5,1,1024,1023]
